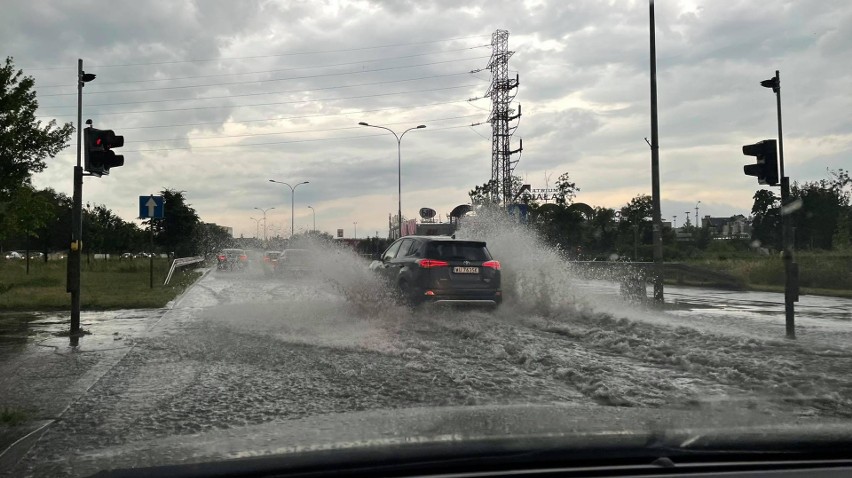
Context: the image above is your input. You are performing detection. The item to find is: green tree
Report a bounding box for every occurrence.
[150,189,201,257]
[0,57,73,200]
[790,169,851,250]
[618,195,653,260]
[469,179,498,206]
[197,222,233,256]
[750,189,781,250]
[554,171,580,206]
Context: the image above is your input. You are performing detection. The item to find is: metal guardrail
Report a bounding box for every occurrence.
[164,256,205,285]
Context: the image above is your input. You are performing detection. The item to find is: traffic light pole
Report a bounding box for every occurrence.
[773,70,797,339]
[68,59,84,342]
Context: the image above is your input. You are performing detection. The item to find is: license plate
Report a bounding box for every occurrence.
[453,266,479,274]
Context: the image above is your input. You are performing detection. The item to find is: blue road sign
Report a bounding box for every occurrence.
[139,195,164,219]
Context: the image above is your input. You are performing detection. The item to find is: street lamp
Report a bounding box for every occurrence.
[253,207,275,245]
[358,121,426,239]
[307,205,316,232]
[353,221,357,239]
[249,217,261,239]
[269,180,309,237]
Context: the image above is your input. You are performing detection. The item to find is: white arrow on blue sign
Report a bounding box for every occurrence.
[139,195,165,219]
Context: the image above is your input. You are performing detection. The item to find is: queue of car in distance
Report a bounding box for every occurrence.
[217,248,249,271]
[369,235,502,308]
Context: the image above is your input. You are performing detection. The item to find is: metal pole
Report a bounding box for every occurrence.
[69,59,83,339]
[397,138,402,239]
[774,70,796,339]
[290,187,295,238]
[695,201,700,228]
[357,123,425,239]
[649,0,664,303]
[149,221,154,289]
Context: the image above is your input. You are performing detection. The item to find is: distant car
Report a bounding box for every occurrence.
[276,249,313,276]
[121,252,134,259]
[29,252,44,259]
[369,236,502,307]
[4,251,24,260]
[261,250,281,275]
[217,248,248,271]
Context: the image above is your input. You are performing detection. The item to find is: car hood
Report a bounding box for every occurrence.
[76,403,850,476]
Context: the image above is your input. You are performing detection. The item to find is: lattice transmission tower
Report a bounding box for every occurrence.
[485,29,522,205]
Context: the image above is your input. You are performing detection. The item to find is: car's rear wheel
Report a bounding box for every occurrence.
[397,279,421,307]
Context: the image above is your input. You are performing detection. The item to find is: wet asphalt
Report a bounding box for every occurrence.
[3,262,852,476]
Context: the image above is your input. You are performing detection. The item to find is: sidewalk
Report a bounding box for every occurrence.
[0,309,166,472]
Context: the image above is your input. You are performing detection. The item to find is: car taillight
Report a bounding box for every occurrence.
[417,259,449,268]
[217,255,226,261]
[483,260,501,270]
[240,255,248,261]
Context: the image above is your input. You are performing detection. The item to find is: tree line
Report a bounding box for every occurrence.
[469,168,852,261]
[0,57,231,260]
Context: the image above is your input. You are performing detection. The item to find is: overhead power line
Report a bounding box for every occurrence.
[117,123,476,153]
[130,114,482,144]
[38,70,482,110]
[38,84,480,118]
[22,34,491,70]
[37,46,490,88]
[73,98,488,132]
[37,56,489,97]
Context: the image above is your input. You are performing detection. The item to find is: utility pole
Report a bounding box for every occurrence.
[649,1,664,303]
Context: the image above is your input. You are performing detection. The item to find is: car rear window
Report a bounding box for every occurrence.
[425,241,490,261]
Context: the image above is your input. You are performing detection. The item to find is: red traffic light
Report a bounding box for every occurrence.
[84,127,125,176]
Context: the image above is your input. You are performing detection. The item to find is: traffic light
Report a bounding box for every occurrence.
[84,127,124,176]
[742,139,779,186]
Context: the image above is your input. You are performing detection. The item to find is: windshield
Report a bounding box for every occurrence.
[2,1,852,477]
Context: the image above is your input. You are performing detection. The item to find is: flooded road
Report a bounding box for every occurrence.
[4,256,852,476]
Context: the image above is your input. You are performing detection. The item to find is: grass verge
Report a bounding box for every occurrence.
[683,253,852,296]
[0,258,203,311]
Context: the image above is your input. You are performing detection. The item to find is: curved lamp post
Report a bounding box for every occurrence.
[253,207,274,245]
[268,180,309,238]
[358,122,425,238]
[249,217,261,239]
[307,205,316,232]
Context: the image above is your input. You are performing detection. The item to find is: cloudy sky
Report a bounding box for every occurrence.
[3,0,851,239]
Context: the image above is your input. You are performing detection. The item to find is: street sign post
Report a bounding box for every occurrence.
[139,195,164,219]
[139,195,164,288]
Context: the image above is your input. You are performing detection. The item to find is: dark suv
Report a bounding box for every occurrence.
[369,236,502,307]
